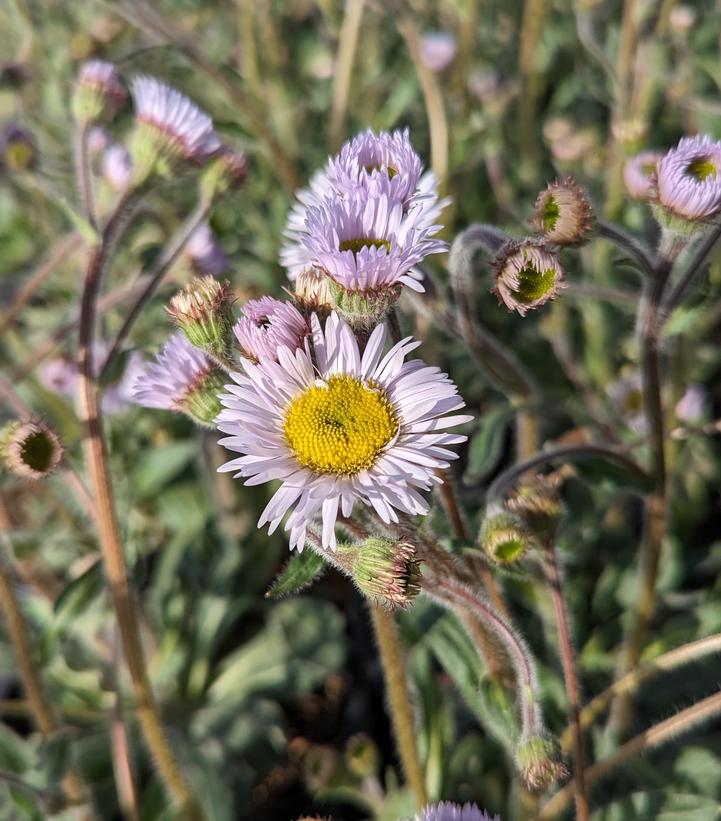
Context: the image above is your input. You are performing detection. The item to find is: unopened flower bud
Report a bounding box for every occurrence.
[532,178,595,246]
[167,276,235,365]
[200,146,248,201]
[491,239,565,316]
[2,124,37,172]
[515,734,567,793]
[72,60,126,125]
[344,733,379,778]
[480,512,532,565]
[328,279,401,330]
[302,746,337,792]
[344,537,422,609]
[507,476,564,541]
[0,421,63,480]
[294,267,334,311]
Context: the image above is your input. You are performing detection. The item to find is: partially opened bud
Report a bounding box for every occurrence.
[233,296,308,363]
[167,276,235,365]
[294,267,334,312]
[480,512,532,565]
[0,421,63,480]
[200,146,248,201]
[491,239,565,316]
[515,734,567,793]
[72,60,126,125]
[532,178,595,246]
[343,537,422,609]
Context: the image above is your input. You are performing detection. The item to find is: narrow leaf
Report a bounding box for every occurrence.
[265,550,327,599]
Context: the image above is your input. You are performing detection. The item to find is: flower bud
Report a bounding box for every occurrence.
[343,537,422,609]
[480,512,532,565]
[532,178,595,246]
[167,276,235,365]
[72,60,126,125]
[181,369,228,426]
[344,733,379,778]
[515,734,567,793]
[0,421,63,481]
[200,146,248,201]
[491,239,565,316]
[302,746,337,793]
[294,267,333,311]
[507,476,564,541]
[2,124,37,172]
[327,279,401,330]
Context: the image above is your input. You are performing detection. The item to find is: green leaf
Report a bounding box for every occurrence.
[265,550,327,599]
[132,441,198,496]
[52,560,102,629]
[591,791,721,820]
[464,405,513,484]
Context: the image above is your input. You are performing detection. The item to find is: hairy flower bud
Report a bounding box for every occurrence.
[491,239,565,316]
[72,60,126,125]
[532,178,595,246]
[343,537,422,609]
[507,476,564,541]
[167,276,235,365]
[515,734,567,793]
[480,512,532,565]
[0,421,63,480]
[328,279,402,330]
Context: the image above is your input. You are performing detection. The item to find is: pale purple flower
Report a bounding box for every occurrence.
[419,32,458,72]
[233,296,307,362]
[217,312,472,550]
[185,223,229,276]
[131,333,216,411]
[40,358,78,395]
[102,144,132,190]
[655,135,721,220]
[415,802,500,821]
[675,384,708,422]
[76,60,126,117]
[130,75,221,162]
[87,127,110,155]
[103,352,146,414]
[301,183,446,293]
[623,151,662,200]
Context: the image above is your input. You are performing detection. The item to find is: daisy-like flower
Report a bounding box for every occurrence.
[128,75,221,182]
[491,239,565,316]
[419,31,458,72]
[623,150,662,200]
[73,60,126,124]
[302,183,446,294]
[414,802,501,821]
[0,421,63,481]
[532,177,595,246]
[131,333,226,426]
[655,134,721,222]
[185,223,229,276]
[102,144,132,190]
[217,313,472,550]
[234,296,308,362]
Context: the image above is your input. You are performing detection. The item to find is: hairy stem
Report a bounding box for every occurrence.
[542,544,589,821]
[596,221,655,278]
[368,605,428,809]
[74,124,97,230]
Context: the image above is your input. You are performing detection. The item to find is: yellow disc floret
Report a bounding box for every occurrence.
[283,375,398,475]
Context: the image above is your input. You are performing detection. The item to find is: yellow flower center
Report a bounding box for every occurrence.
[339,237,391,255]
[686,156,718,181]
[283,375,398,475]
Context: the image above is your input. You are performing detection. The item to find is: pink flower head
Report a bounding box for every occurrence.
[186,223,229,276]
[655,134,721,221]
[623,151,662,200]
[419,32,458,72]
[233,296,308,362]
[415,803,500,821]
[102,144,132,190]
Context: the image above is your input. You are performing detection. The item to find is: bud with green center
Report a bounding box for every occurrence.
[507,476,564,542]
[200,146,248,201]
[0,421,63,481]
[344,733,379,779]
[491,238,565,317]
[340,537,422,609]
[327,279,401,330]
[2,125,37,172]
[532,177,595,246]
[167,276,235,366]
[515,734,567,793]
[480,511,533,565]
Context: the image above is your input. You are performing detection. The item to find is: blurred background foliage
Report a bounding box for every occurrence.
[1,0,721,819]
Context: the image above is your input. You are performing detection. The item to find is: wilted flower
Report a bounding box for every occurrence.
[419,31,458,72]
[346,537,422,608]
[623,151,662,200]
[655,134,721,223]
[102,143,132,190]
[72,60,126,125]
[167,276,235,362]
[515,734,567,793]
[532,178,595,246]
[233,296,308,363]
[217,313,472,550]
[491,239,565,316]
[481,512,532,565]
[414,802,500,821]
[185,223,229,276]
[128,75,221,182]
[0,421,63,481]
[1,124,36,171]
[131,333,226,426]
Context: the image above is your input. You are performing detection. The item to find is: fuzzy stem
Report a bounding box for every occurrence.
[542,688,721,818]
[542,544,589,821]
[329,0,365,151]
[596,221,655,278]
[561,632,721,751]
[368,604,428,809]
[74,124,97,230]
[76,196,201,816]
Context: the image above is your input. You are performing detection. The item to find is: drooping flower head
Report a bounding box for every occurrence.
[102,144,132,190]
[128,75,221,182]
[414,802,501,821]
[0,421,63,481]
[481,511,532,565]
[623,150,662,200]
[233,296,308,363]
[654,134,721,223]
[131,333,226,426]
[492,239,565,316]
[72,60,126,125]
[419,32,458,72]
[217,313,472,550]
[185,223,229,276]
[532,177,595,246]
